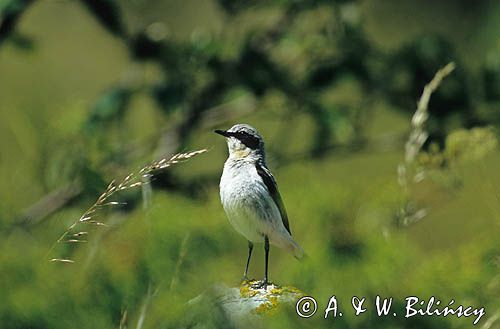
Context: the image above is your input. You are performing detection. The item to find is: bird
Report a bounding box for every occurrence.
[215,124,304,289]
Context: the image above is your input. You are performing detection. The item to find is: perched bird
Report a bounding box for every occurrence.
[215,124,304,288]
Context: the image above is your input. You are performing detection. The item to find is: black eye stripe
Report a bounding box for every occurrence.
[233,131,260,149]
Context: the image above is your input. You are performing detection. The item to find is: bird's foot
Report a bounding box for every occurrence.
[251,279,269,290]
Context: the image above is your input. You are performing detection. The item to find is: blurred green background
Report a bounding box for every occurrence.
[0,0,499,328]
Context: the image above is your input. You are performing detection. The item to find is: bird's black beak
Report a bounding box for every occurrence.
[214,129,231,137]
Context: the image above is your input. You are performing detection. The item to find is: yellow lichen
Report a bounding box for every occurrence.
[270,287,282,295]
[254,296,279,315]
[239,280,259,297]
[238,280,305,315]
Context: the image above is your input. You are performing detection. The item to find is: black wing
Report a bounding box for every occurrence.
[256,162,291,235]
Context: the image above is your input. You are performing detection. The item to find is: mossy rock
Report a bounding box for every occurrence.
[238,279,305,315]
[187,281,304,328]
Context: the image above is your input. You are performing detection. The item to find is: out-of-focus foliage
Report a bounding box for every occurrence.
[84,87,132,134]
[0,0,499,328]
[0,0,33,47]
[416,127,498,173]
[80,0,127,37]
[445,127,498,163]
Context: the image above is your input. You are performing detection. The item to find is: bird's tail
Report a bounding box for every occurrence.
[274,235,306,260]
[294,246,306,261]
[289,239,305,261]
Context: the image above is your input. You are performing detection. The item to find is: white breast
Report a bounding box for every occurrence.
[219,161,285,243]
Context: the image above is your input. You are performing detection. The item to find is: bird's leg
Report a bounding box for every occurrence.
[243,241,253,281]
[251,236,269,289]
[263,236,269,287]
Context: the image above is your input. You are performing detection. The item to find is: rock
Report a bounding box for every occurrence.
[187,280,304,328]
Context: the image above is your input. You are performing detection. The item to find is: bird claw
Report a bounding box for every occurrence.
[251,279,269,290]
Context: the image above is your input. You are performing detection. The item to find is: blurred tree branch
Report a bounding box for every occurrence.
[18,182,82,226]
